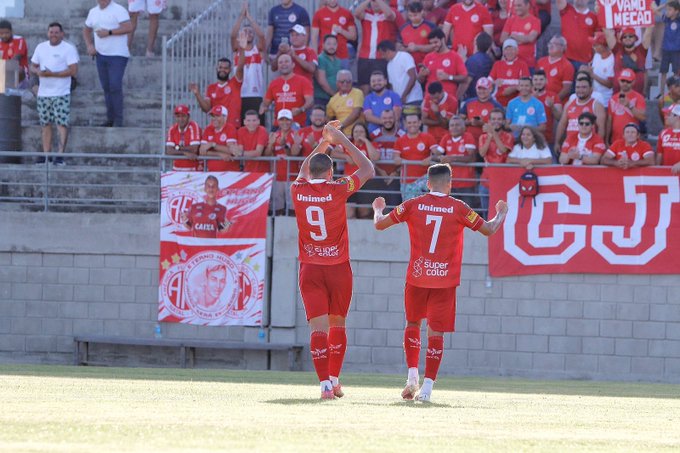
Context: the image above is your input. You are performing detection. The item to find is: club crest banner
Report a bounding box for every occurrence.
[159,171,273,326]
[488,167,680,276]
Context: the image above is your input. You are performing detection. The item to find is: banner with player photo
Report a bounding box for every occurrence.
[159,171,273,326]
[597,0,654,29]
[487,167,680,277]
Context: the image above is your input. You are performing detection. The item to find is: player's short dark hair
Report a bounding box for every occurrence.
[377,40,396,52]
[47,22,63,31]
[323,34,337,43]
[428,28,446,41]
[428,163,452,183]
[309,153,333,177]
[205,175,219,186]
[218,57,231,65]
[427,81,444,94]
[407,1,423,12]
[475,32,493,53]
[578,112,597,124]
[0,20,12,31]
[532,69,546,78]
[244,109,259,117]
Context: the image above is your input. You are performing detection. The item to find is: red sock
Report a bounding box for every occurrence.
[310,331,330,382]
[328,326,347,379]
[403,326,421,369]
[424,335,444,381]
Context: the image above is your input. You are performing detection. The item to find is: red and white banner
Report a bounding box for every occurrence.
[597,0,654,29]
[488,167,680,277]
[159,171,273,326]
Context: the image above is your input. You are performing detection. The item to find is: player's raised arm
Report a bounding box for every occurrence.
[372,197,397,230]
[477,200,508,236]
[324,123,376,186]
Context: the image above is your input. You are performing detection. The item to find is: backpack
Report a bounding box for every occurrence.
[519,170,539,207]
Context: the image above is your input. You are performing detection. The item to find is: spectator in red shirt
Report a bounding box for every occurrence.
[500,0,541,67]
[557,0,600,71]
[394,113,439,200]
[606,69,646,146]
[0,19,29,81]
[199,106,239,172]
[442,0,494,58]
[266,109,303,214]
[342,122,381,218]
[437,115,479,208]
[536,35,575,101]
[418,28,468,100]
[657,104,680,173]
[354,0,400,93]
[271,24,318,84]
[189,49,246,129]
[299,105,327,156]
[490,0,511,50]
[531,69,563,147]
[311,0,357,65]
[555,74,606,148]
[558,111,605,165]
[478,108,514,213]
[422,0,448,26]
[461,77,504,143]
[490,38,530,107]
[260,53,315,127]
[165,104,201,171]
[398,2,436,67]
[607,27,651,95]
[421,81,459,143]
[238,110,271,173]
[601,123,654,169]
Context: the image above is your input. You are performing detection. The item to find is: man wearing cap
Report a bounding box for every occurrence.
[536,35,574,101]
[607,27,651,95]
[272,24,318,84]
[418,28,468,101]
[460,77,504,144]
[421,81,459,143]
[657,104,680,174]
[261,53,314,127]
[601,123,654,169]
[311,0,356,67]
[500,0,541,67]
[557,0,600,72]
[489,38,530,107]
[190,37,247,130]
[555,74,606,147]
[166,105,202,171]
[559,111,605,165]
[606,69,646,145]
[326,70,364,135]
[579,32,615,107]
[199,106,239,172]
[659,76,680,126]
[266,109,303,214]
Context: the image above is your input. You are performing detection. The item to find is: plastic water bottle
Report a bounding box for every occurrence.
[258,328,266,343]
[154,323,162,339]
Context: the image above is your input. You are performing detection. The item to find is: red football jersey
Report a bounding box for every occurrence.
[564,97,598,141]
[560,4,599,64]
[359,7,400,59]
[658,128,680,166]
[536,56,575,96]
[291,174,362,265]
[238,126,270,173]
[312,6,355,59]
[489,58,530,106]
[399,21,436,66]
[501,14,541,66]
[389,192,483,288]
[445,2,493,56]
[479,130,514,188]
[421,50,467,98]
[533,90,560,143]
[440,133,477,188]
[187,202,228,238]
[394,133,437,182]
[0,35,28,70]
[560,133,606,165]
[461,99,499,142]
[206,78,243,128]
[292,46,318,83]
[605,139,654,161]
[166,120,202,170]
[201,123,238,171]
[264,74,313,126]
[422,91,459,143]
[608,91,646,143]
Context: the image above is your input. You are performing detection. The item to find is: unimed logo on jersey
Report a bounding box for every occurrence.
[488,167,680,276]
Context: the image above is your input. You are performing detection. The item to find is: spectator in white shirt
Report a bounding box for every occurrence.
[377,39,424,106]
[507,126,553,169]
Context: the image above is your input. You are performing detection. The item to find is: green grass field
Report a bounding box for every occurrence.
[1,365,679,452]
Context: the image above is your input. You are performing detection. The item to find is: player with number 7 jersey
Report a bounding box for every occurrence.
[373,163,508,402]
[290,120,375,400]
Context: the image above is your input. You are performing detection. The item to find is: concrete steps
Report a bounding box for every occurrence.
[22,126,162,156]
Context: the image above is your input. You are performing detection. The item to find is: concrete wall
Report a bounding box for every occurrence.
[1,212,679,382]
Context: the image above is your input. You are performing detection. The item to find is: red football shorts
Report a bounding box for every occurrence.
[298,261,353,321]
[404,283,457,332]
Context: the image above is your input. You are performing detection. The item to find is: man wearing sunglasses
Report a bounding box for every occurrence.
[606,27,651,95]
[605,68,646,146]
[559,112,605,165]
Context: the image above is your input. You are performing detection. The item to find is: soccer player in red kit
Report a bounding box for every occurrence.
[372,164,508,402]
[291,121,375,399]
[181,175,231,238]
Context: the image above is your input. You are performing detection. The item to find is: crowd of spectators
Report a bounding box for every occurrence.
[3,0,680,216]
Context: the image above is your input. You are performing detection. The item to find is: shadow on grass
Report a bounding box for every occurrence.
[1,364,679,400]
